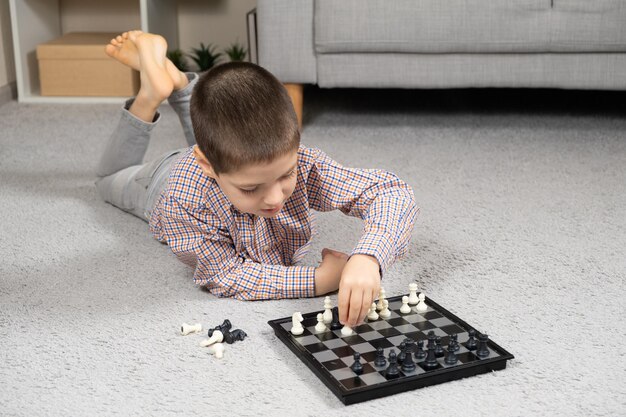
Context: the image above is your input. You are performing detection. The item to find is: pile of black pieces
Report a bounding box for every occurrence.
[208,319,247,344]
[350,329,491,378]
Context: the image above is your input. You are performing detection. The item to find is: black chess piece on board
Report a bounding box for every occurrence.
[422,345,438,370]
[401,343,416,373]
[466,329,478,350]
[415,340,426,361]
[434,337,445,357]
[386,350,400,378]
[351,352,364,375]
[330,306,342,330]
[476,333,490,358]
[445,347,458,365]
[374,347,387,367]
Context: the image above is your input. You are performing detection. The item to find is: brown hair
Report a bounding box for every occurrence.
[190,62,300,175]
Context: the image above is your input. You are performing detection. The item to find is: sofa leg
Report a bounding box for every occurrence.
[284,83,303,128]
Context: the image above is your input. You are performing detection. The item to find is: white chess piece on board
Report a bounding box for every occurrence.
[379,299,391,318]
[291,312,304,335]
[323,296,333,324]
[315,313,328,332]
[400,296,412,314]
[408,283,419,305]
[181,322,202,336]
[341,325,354,336]
[367,303,379,321]
[376,288,386,311]
[208,343,225,359]
[416,293,428,312]
[200,330,224,347]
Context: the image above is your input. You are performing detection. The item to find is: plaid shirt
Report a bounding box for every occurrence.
[149,145,418,300]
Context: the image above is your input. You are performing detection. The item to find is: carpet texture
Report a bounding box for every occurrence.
[1,88,625,417]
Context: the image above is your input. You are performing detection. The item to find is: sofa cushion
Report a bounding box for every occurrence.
[315,0,626,54]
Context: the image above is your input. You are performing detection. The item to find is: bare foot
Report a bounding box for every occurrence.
[105,31,188,91]
[128,31,173,104]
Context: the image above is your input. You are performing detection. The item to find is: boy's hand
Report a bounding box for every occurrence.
[338,254,381,327]
[314,248,349,296]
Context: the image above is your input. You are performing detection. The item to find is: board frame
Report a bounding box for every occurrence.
[268,294,514,405]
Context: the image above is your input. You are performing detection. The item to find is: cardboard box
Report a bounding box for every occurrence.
[37,32,139,97]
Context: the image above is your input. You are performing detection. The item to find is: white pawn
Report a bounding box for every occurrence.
[367,303,379,321]
[291,312,304,335]
[341,325,354,336]
[376,288,386,311]
[208,342,225,359]
[400,296,412,314]
[379,299,391,318]
[200,330,223,347]
[180,322,202,336]
[416,293,428,312]
[322,296,333,324]
[315,313,328,332]
[408,283,419,305]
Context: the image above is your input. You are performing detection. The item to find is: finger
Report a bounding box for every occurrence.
[347,290,363,327]
[338,286,350,324]
[358,291,373,325]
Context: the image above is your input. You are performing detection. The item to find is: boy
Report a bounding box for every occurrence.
[96,31,418,327]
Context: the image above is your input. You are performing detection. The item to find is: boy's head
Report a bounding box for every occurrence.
[190,62,300,218]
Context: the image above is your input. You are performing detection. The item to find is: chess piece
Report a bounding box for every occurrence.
[341,325,354,337]
[422,345,438,370]
[401,341,417,373]
[379,299,391,319]
[449,334,460,352]
[476,333,490,358]
[416,293,428,312]
[322,296,333,324]
[208,342,225,359]
[350,352,363,375]
[290,312,304,335]
[315,313,328,332]
[466,329,478,351]
[330,306,342,330]
[400,296,412,314]
[367,303,379,321]
[208,319,232,337]
[200,330,223,347]
[398,341,407,364]
[444,347,458,365]
[180,322,202,336]
[408,283,419,305]
[376,288,386,311]
[222,329,247,344]
[434,337,445,357]
[415,340,426,361]
[385,350,400,378]
[374,347,387,367]
[426,331,436,350]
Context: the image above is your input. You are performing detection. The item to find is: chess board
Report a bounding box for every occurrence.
[268,294,514,405]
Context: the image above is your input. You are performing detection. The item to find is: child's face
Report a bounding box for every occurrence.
[194,146,298,218]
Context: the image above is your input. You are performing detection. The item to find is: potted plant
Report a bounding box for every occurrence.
[224,42,247,62]
[188,43,221,72]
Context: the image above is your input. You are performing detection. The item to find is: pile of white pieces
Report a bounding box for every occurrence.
[179,323,226,359]
[291,283,428,336]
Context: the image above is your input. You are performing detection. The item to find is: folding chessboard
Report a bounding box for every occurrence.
[268,294,514,405]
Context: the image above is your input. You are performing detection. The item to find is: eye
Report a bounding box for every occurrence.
[284,169,297,179]
[240,188,257,194]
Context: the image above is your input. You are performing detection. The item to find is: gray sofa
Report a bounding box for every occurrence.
[257,0,626,120]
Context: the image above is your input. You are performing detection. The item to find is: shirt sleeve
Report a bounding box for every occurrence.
[156,195,316,300]
[306,148,419,275]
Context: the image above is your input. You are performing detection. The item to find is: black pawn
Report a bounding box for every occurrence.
[450,334,460,352]
[223,329,247,344]
[476,333,490,358]
[422,345,438,370]
[466,329,478,350]
[401,341,417,373]
[434,337,445,357]
[426,331,437,349]
[351,352,364,375]
[414,340,426,361]
[330,306,342,330]
[374,347,387,367]
[397,341,407,364]
[208,319,232,337]
[385,350,400,378]
[445,347,458,365]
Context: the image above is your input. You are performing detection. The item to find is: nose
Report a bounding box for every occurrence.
[263,182,284,207]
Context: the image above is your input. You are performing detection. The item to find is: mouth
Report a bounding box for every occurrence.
[260,206,281,215]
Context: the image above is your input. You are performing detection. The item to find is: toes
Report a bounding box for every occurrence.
[116,35,123,43]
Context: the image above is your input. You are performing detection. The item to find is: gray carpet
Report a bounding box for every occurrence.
[1,88,625,417]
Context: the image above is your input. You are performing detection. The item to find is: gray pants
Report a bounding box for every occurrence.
[95,73,199,221]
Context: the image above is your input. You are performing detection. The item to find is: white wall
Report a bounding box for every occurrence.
[0,0,16,89]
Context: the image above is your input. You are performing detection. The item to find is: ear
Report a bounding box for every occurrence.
[193,145,218,179]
